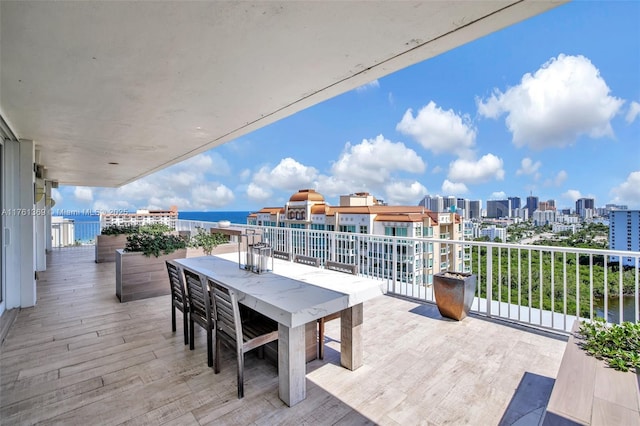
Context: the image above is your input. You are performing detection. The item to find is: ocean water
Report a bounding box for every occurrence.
[179,211,252,224]
[53,211,252,242]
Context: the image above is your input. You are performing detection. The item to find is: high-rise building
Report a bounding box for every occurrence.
[469,200,482,219]
[456,198,470,219]
[526,195,539,219]
[532,209,556,226]
[418,195,444,213]
[609,210,640,266]
[513,208,529,221]
[443,196,457,212]
[508,196,521,211]
[486,199,511,218]
[576,197,595,218]
[546,199,556,210]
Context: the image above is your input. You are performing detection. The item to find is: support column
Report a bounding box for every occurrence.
[278,323,306,406]
[19,139,36,307]
[340,303,364,370]
[45,181,52,253]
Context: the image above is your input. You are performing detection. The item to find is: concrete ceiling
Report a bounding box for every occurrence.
[0,1,565,187]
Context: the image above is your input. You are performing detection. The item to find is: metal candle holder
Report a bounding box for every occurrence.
[238,230,273,274]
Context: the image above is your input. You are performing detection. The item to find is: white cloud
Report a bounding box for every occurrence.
[190,184,234,209]
[516,157,542,176]
[447,154,505,184]
[80,152,237,211]
[330,135,425,186]
[554,170,568,186]
[626,101,640,124]
[441,180,468,195]
[396,101,476,158]
[51,188,63,203]
[431,165,443,174]
[355,79,380,92]
[478,54,624,149]
[178,153,231,176]
[610,171,640,207]
[245,136,427,203]
[562,189,583,202]
[246,182,272,202]
[74,187,93,202]
[384,181,428,205]
[490,191,507,199]
[239,169,251,181]
[253,158,318,191]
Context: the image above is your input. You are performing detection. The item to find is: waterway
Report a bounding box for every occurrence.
[594,295,638,323]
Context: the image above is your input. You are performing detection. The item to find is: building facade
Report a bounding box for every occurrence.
[486,199,511,219]
[576,197,595,219]
[480,225,507,243]
[250,189,465,286]
[609,210,640,266]
[100,206,179,229]
[526,195,539,219]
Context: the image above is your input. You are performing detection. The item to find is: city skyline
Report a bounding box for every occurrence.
[53,1,640,212]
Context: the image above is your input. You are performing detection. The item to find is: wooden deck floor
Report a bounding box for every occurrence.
[1,247,567,425]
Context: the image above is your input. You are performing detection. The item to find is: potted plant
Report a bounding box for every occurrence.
[95,224,140,263]
[433,271,476,321]
[187,227,227,257]
[578,318,640,372]
[115,230,188,302]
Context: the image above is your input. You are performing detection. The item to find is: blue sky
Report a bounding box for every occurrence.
[58,1,640,213]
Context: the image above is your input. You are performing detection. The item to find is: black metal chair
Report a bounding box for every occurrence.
[209,278,279,399]
[183,269,216,367]
[165,261,189,345]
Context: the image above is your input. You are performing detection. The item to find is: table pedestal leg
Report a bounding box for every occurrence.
[278,323,306,406]
[340,303,363,370]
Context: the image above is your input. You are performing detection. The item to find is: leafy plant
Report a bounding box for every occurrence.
[125,232,187,257]
[101,224,140,235]
[578,317,640,372]
[138,223,172,235]
[189,227,227,255]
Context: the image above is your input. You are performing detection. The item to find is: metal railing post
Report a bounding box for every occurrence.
[486,245,492,318]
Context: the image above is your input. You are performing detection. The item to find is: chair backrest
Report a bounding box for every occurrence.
[325,260,358,275]
[166,261,187,305]
[294,254,320,267]
[183,269,213,326]
[273,250,291,261]
[210,279,243,345]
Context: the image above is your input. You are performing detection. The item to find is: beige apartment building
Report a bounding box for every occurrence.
[100,206,179,229]
[249,189,464,286]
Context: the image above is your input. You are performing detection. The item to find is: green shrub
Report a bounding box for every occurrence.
[125,233,187,257]
[189,227,226,255]
[100,224,140,235]
[138,223,172,235]
[578,317,640,372]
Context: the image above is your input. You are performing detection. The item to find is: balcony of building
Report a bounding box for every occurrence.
[1,246,568,425]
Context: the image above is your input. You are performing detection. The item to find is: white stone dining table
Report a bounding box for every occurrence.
[173,252,385,407]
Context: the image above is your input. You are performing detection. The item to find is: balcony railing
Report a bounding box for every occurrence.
[56,218,640,332]
[50,220,100,247]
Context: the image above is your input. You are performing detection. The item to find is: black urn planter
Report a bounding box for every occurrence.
[433,272,476,321]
